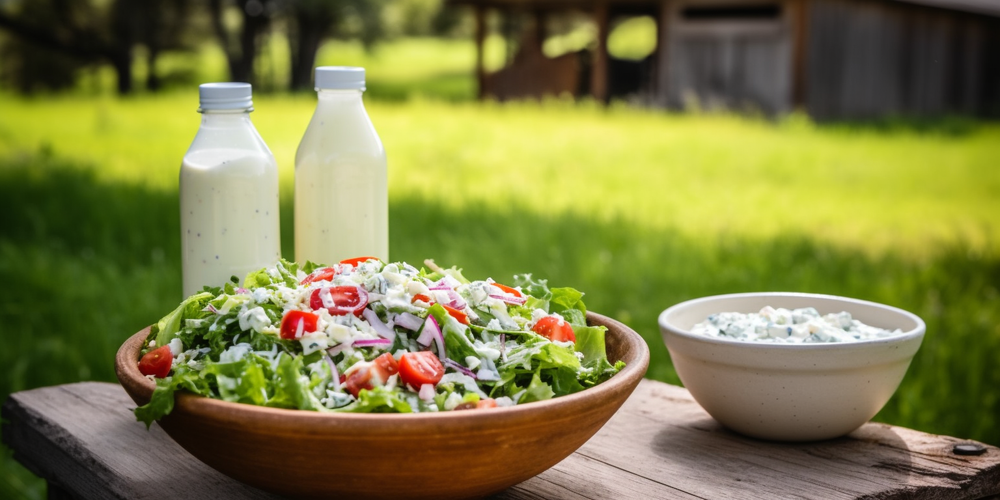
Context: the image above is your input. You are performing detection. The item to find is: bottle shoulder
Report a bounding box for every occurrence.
[296,108,385,166]
[183,117,277,175]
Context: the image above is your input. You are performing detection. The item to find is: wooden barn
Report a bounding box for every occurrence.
[449,0,1000,119]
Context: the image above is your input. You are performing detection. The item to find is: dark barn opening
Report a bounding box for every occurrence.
[449,0,1000,119]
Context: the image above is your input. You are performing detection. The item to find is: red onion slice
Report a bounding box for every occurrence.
[445,290,467,310]
[236,287,249,294]
[362,309,396,340]
[204,303,219,314]
[352,338,393,348]
[416,316,447,360]
[499,333,507,362]
[427,280,451,291]
[395,312,424,331]
[324,354,341,392]
[445,359,478,380]
[327,343,349,357]
[489,293,527,305]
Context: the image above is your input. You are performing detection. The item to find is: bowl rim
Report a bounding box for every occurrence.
[658,292,926,351]
[116,311,650,430]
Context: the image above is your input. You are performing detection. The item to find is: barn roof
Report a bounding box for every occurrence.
[447,0,1000,18]
[893,0,1000,17]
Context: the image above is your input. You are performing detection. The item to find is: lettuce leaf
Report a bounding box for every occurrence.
[573,326,609,366]
[427,304,480,361]
[134,364,212,428]
[266,353,324,411]
[150,292,213,348]
[338,386,413,413]
[511,274,588,325]
[420,263,471,285]
[202,355,270,406]
[520,371,555,403]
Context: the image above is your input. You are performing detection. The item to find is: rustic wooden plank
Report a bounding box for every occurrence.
[4,381,999,500]
[557,380,1000,499]
[2,382,277,500]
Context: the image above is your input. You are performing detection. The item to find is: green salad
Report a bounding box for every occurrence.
[134,258,624,425]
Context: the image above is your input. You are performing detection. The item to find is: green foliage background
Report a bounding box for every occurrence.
[1,37,999,499]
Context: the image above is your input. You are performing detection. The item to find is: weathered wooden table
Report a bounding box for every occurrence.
[3,380,998,499]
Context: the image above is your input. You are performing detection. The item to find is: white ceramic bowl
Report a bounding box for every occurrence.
[659,292,925,441]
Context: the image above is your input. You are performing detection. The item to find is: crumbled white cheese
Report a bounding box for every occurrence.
[691,307,902,343]
[237,306,271,333]
[168,338,184,357]
[464,356,482,370]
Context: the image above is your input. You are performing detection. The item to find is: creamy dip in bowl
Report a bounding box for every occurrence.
[659,293,925,441]
[692,306,903,343]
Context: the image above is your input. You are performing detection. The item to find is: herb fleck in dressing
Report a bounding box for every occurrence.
[691,306,902,343]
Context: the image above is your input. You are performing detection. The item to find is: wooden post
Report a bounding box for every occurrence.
[475,5,486,100]
[591,2,610,102]
[656,0,672,107]
[790,0,809,110]
[534,9,548,53]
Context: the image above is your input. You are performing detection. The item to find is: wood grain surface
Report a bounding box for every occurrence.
[3,381,999,500]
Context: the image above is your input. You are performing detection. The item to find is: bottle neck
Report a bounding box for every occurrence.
[198,108,254,127]
[317,89,365,101]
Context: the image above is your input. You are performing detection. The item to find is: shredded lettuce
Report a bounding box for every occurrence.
[132,259,623,425]
[150,292,213,349]
[339,386,413,413]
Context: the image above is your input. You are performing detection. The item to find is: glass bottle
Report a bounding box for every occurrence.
[180,82,281,297]
[295,67,388,265]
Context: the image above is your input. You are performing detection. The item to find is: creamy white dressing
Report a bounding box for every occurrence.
[691,306,903,343]
[180,107,281,298]
[294,86,387,265]
[169,258,594,413]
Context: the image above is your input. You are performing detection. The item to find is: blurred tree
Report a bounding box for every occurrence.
[382,0,463,38]
[0,0,194,94]
[285,0,385,91]
[140,0,194,91]
[207,0,276,84]
[0,32,91,93]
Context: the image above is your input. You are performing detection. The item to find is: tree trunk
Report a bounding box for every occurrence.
[146,47,160,91]
[208,0,245,83]
[289,12,326,91]
[111,49,133,94]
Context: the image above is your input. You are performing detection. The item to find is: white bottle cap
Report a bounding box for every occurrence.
[199,82,253,111]
[315,67,366,91]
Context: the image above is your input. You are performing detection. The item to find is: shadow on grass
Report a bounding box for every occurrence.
[2,150,999,497]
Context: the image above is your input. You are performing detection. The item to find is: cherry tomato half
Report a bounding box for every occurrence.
[398,351,444,388]
[340,256,379,268]
[371,352,399,382]
[442,304,469,325]
[343,353,399,397]
[279,310,319,340]
[492,283,523,298]
[138,345,173,378]
[343,366,372,397]
[310,286,368,316]
[532,316,576,343]
[300,266,344,285]
[477,398,498,409]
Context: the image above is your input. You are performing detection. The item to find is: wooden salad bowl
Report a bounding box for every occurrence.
[115,311,650,499]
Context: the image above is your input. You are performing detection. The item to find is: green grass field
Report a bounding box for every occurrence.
[2,37,1000,499]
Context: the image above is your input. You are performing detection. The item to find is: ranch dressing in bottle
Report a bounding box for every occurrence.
[180,83,281,297]
[295,66,388,265]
